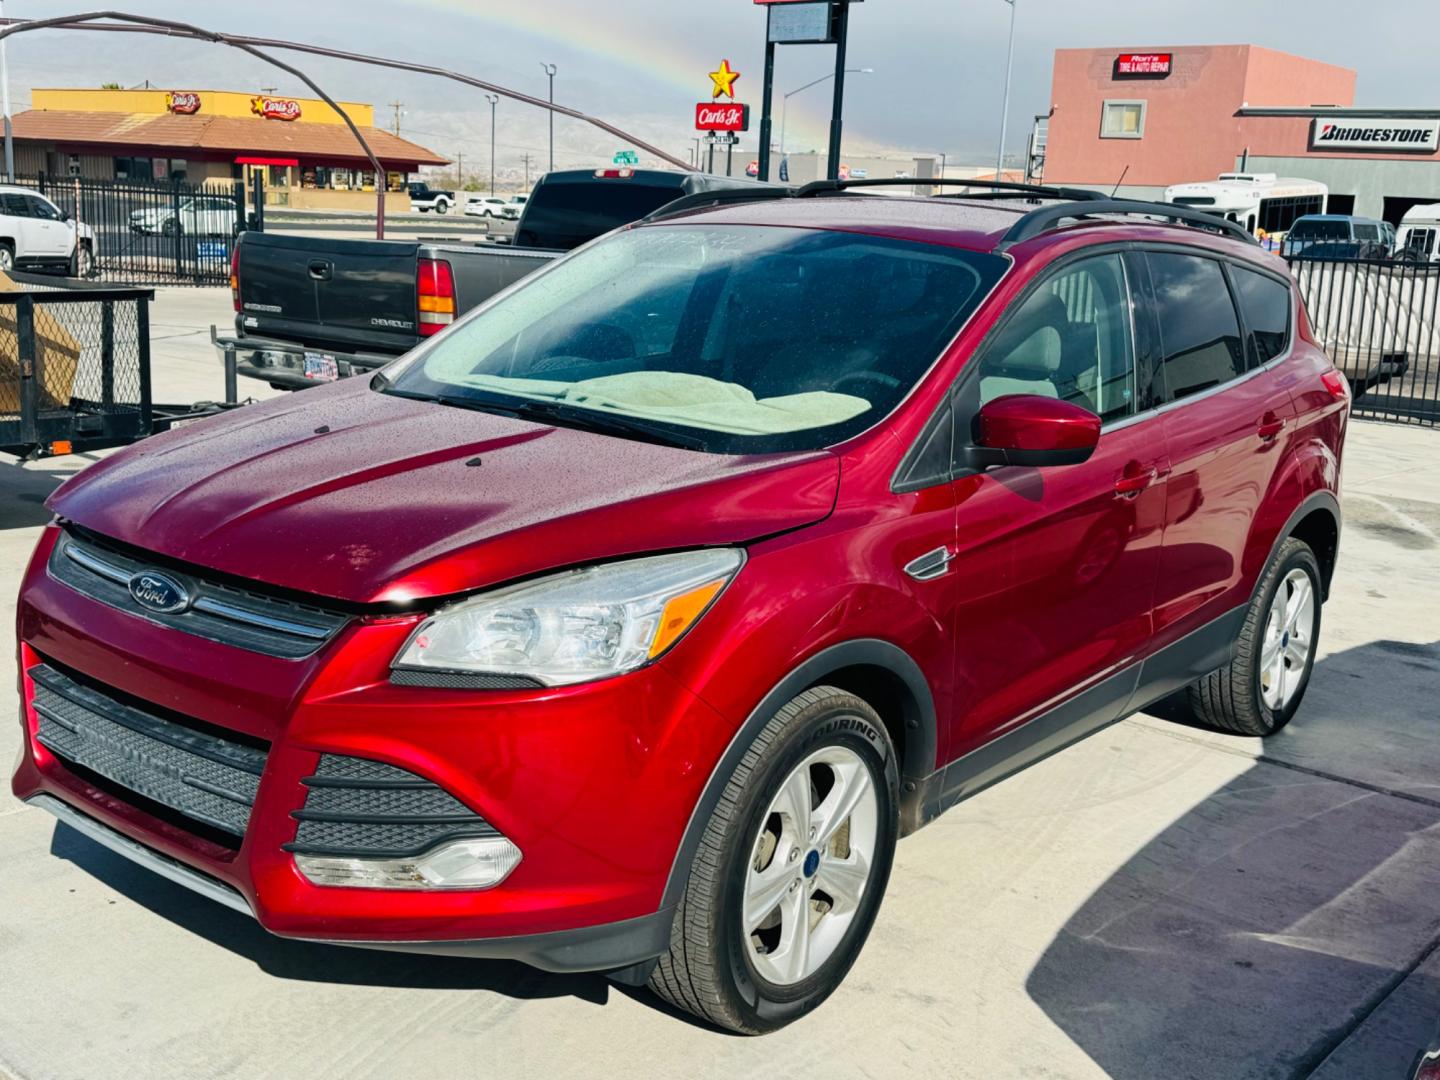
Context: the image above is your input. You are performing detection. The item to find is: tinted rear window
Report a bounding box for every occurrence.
[1289,219,1349,240]
[1231,267,1291,366]
[516,181,687,250]
[1147,252,1245,402]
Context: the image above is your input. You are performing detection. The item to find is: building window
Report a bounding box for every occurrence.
[169,159,188,181]
[1100,100,1146,139]
[67,154,81,177]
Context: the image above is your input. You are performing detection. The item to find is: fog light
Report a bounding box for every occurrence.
[294,836,522,890]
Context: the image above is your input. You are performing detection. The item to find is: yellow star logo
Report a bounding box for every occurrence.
[709,59,740,100]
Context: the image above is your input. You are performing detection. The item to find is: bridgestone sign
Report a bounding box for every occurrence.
[1309,118,1439,153]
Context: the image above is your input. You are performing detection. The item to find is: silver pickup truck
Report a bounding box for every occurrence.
[215,169,769,390]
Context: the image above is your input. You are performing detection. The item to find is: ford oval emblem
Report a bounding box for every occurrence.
[127,571,191,614]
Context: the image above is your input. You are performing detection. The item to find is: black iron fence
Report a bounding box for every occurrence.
[13,174,247,287]
[1287,254,1440,426]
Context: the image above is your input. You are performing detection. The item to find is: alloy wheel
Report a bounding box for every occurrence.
[1260,567,1315,710]
[743,745,879,987]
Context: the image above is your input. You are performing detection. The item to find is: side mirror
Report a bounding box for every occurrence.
[974,394,1101,468]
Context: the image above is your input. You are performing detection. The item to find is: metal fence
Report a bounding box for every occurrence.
[0,275,153,458]
[14,174,246,287]
[1287,254,1440,426]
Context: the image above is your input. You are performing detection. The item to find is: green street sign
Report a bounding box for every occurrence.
[613,150,640,165]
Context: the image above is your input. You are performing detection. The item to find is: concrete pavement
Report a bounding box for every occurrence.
[0,300,1437,1078]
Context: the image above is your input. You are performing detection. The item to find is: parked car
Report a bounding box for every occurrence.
[216,169,768,389]
[407,181,455,214]
[14,181,1349,1034]
[508,193,528,207]
[1396,203,1440,263]
[128,195,237,237]
[0,185,96,276]
[464,196,519,220]
[1281,214,1391,258]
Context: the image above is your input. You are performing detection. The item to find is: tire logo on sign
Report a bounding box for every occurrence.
[127,571,191,614]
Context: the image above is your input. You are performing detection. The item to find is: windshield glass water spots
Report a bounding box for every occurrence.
[383,224,1006,453]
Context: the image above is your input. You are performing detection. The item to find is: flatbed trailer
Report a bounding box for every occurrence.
[1,272,243,460]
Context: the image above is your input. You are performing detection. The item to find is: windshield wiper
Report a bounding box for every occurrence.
[505,398,711,451]
[380,387,710,451]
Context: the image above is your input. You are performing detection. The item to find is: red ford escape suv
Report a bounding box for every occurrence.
[13,179,1348,1033]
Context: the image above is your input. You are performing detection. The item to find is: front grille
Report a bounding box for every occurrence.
[30,663,268,840]
[48,528,350,659]
[285,754,499,859]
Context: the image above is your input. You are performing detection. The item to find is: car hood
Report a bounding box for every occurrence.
[47,378,840,605]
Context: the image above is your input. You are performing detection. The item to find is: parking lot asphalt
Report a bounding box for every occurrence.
[1,289,1437,1079]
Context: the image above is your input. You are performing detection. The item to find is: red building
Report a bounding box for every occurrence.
[1040,45,1440,224]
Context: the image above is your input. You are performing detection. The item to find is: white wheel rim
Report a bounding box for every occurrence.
[742,743,878,987]
[1260,568,1315,711]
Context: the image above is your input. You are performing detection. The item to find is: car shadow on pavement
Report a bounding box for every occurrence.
[46,824,611,1006]
[1,460,91,530]
[1026,639,1440,1080]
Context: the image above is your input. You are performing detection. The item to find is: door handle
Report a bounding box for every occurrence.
[1257,412,1284,441]
[307,260,332,281]
[1114,465,1158,499]
[904,547,954,581]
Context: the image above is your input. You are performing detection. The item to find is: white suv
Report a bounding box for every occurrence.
[0,185,96,276]
[464,196,520,220]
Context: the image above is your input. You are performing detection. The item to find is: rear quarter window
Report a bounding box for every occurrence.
[1230,267,1291,367]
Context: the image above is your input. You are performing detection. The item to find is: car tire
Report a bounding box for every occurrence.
[649,686,899,1034]
[0,241,13,272]
[436,201,449,215]
[72,242,94,279]
[1186,537,1322,737]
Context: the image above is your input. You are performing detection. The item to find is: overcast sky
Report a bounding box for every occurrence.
[1,0,1436,179]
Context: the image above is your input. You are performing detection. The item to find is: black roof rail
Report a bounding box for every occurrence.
[795,177,1111,202]
[642,185,794,223]
[998,199,1259,250]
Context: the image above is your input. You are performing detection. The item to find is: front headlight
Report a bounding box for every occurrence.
[393,549,744,686]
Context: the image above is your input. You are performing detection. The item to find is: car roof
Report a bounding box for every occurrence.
[647,192,1269,261]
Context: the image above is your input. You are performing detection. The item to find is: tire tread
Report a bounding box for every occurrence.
[648,686,879,1033]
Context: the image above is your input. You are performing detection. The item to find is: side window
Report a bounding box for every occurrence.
[1231,267,1291,367]
[975,254,1136,422]
[1146,252,1245,403]
[27,197,61,221]
[0,193,33,217]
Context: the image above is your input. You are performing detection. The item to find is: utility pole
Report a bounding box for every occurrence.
[539,63,557,172]
[484,93,498,195]
[521,152,533,190]
[389,99,404,137]
[0,0,13,181]
[995,0,1017,181]
[456,150,463,189]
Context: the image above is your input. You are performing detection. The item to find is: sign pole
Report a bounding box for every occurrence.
[826,1,851,181]
[758,37,776,182]
[707,139,715,174]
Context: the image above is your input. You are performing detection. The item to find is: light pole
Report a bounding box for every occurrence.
[779,68,872,160]
[995,0,1017,181]
[0,0,13,180]
[540,62,557,172]
[484,93,498,195]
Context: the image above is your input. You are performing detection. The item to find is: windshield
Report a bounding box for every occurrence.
[383,224,1006,454]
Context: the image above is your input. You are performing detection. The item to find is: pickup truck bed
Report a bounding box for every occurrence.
[216,232,556,389]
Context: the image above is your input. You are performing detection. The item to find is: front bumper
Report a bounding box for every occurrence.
[211,327,398,390]
[13,525,734,972]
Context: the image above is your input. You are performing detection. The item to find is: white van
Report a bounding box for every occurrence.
[1396,203,1440,262]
